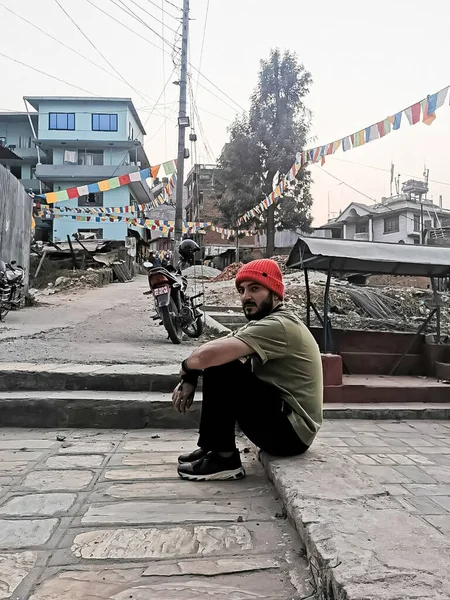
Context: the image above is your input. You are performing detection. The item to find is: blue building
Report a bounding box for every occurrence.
[24,96,152,242]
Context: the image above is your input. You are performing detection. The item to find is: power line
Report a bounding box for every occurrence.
[164,0,182,12]
[195,0,209,100]
[54,0,154,106]
[111,0,178,52]
[85,0,242,114]
[0,3,151,99]
[314,164,376,202]
[0,50,100,96]
[327,155,450,188]
[315,164,447,228]
[146,0,180,20]
[126,0,180,34]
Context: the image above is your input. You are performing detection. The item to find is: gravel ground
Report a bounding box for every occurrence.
[0,276,198,365]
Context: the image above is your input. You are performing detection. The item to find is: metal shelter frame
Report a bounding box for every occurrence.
[287,237,450,373]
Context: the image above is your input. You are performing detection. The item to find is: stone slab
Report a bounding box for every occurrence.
[141,556,279,577]
[21,470,94,491]
[70,521,290,561]
[29,569,299,600]
[72,524,253,560]
[80,499,277,525]
[0,440,56,449]
[0,551,38,599]
[58,442,115,454]
[103,479,272,500]
[0,450,43,462]
[0,494,76,517]
[262,442,450,600]
[45,455,105,469]
[0,519,58,550]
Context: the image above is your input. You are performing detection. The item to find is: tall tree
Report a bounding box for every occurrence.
[216,49,313,256]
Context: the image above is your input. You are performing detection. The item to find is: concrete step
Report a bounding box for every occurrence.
[0,363,185,393]
[325,375,450,404]
[0,390,450,429]
[341,352,422,376]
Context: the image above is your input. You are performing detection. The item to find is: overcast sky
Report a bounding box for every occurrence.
[1,0,449,225]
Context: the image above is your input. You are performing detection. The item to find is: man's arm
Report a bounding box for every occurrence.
[184,337,253,371]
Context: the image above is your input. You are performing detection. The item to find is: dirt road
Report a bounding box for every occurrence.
[0,276,198,365]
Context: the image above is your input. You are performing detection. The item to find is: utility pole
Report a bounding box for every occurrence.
[173,0,190,264]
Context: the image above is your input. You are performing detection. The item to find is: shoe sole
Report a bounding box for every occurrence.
[178,467,246,481]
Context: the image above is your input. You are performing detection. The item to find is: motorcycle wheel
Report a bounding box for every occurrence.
[161,299,183,344]
[0,305,9,322]
[183,315,204,338]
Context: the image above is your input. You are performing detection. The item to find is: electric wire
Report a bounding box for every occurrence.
[195,0,209,100]
[54,0,156,109]
[126,0,180,34]
[0,3,173,122]
[85,0,242,114]
[327,155,450,188]
[0,50,101,96]
[164,0,182,12]
[146,0,180,20]
[314,164,447,227]
[110,0,179,51]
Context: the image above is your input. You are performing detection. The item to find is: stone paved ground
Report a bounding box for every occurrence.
[0,428,313,600]
[321,419,450,535]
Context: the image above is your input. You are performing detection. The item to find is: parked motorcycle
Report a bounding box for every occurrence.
[0,260,25,321]
[143,240,204,344]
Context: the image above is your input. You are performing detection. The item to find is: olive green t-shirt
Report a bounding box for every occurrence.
[233,306,323,446]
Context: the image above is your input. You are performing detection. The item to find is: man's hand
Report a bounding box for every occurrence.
[172,381,196,414]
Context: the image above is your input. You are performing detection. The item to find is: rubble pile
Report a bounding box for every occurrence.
[284,281,450,334]
[182,265,222,279]
[271,255,289,272]
[211,262,244,282]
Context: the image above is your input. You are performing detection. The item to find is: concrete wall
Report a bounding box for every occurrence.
[52,183,133,242]
[372,213,412,244]
[36,100,134,143]
[0,164,32,287]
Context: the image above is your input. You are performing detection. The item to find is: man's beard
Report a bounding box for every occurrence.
[243,292,274,321]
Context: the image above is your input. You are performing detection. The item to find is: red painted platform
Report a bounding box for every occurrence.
[325,375,450,404]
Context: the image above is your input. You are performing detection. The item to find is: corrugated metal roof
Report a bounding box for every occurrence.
[287,236,450,277]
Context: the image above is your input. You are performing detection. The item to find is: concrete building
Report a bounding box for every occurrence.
[0,111,50,195]
[318,180,450,245]
[23,96,152,242]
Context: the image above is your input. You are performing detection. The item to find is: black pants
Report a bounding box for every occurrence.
[198,360,309,456]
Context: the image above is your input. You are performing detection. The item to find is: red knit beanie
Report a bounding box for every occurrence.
[235,259,285,300]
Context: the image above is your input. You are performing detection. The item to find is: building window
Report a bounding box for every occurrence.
[331,228,342,239]
[18,136,32,149]
[355,222,369,234]
[384,216,399,233]
[78,192,103,207]
[49,113,75,130]
[424,219,432,229]
[413,214,421,232]
[78,149,103,166]
[92,114,118,132]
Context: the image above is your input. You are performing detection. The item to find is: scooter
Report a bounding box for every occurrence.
[0,260,25,321]
[143,261,204,344]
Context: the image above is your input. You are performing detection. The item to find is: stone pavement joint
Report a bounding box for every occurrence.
[0,427,314,600]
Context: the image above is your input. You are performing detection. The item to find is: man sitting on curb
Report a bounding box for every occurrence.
[172,259,323,481]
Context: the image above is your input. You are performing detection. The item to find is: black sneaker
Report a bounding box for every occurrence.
[178,447,209,464]
[177,450,245,481]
